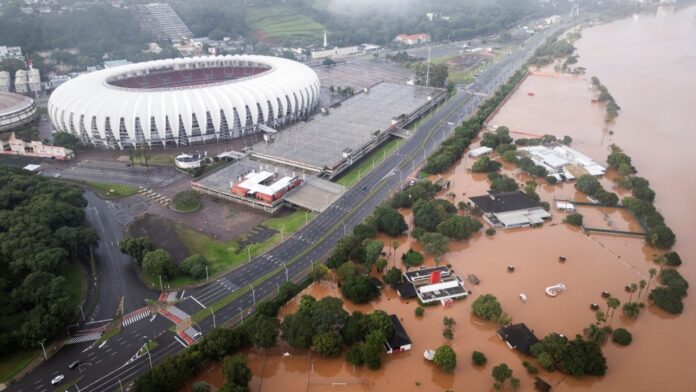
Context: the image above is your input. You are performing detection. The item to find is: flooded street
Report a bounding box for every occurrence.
[187,6,696,391]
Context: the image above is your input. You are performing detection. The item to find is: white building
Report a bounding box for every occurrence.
[28,68,41,93]
[0,72,10,92]
[469,146,493,158]
[470,191,552,228]
[394,34,431,45]
[311,46,359,60]
[517,144,606,181]
[14,70,28,94]
[0,46,23,61]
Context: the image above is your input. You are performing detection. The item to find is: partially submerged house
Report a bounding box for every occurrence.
[497,323,540,356]
[470,191,551,228]
[401,266,468,304]
[517,144,606,182]
[385,314,412,354]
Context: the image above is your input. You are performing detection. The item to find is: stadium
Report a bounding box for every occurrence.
[0,91,38,133]
[48,55,320,148]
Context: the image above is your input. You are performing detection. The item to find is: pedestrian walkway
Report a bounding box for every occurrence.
[159,305,189,325]
[177,330,195,346]
[65,332,102,345]
[121,307,151,327]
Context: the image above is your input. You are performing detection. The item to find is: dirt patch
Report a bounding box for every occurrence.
[128,214,190,264]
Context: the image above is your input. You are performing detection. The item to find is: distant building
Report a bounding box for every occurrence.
[14,70,29,94]
[0,72,10,92]
[311,46,359,60]
[134,3,193,43]
[28,68,41,93]
[103,59,132,69]
[48,75,71,90]
[0,46,23,61]
[394,33,431,46]
[0,132,74,160]
[469,191,551,228]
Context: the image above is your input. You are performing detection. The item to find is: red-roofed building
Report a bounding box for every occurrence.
[231,170,302,203]
[394,34,431,45]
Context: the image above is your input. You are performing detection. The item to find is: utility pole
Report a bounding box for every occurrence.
[205,266,209,283]
[159,275,163,292]
[426,47,431,88]
[249,284,256,304]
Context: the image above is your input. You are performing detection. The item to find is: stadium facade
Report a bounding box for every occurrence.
[0,91,38,133]
[48,55,320,149]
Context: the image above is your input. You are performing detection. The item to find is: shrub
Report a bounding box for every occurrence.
[192,381,211,392]
[383,267,402,285]
[564,213,583,227]
[523,360,538,375]
[471,294,502,321]
[472,156,502,172]
[545,175,558,185]
[650,286,683,314]
[612,328,632,346]
[433,345,457,372]
[179,254,208,279]
[485,228,496,236]
[415,306,425,317]
[472,351,487,366]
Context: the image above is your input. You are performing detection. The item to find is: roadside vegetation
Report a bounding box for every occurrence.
[591,76,621,122]
[0,167,98,382]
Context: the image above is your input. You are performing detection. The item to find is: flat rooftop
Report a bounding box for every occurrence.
[251,83,439,170]
[196,156,303,194]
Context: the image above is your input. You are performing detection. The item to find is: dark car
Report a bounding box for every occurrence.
[69,360,80,369]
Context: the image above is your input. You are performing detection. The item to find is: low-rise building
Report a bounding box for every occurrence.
[517,144,606,181]
[394,33,431,45]
[385,315,412,354]
[0,132,74,160]
[401,266,468,304]
[497,323,540,356]
[311,46,359,60]
[231,170,302,203]
[469,191,551,228]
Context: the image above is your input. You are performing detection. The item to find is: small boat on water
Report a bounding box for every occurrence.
[545,283,567,297]
[424,350,435,361]
[519,293,528,303]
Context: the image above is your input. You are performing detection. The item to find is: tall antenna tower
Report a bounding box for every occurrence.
[570,1,580,18]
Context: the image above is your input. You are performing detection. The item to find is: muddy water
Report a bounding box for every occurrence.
[186,7,696,391]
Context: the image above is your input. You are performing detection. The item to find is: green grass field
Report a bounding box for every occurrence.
[248,5,324,43]
[172,191,202,212]
[86,182,139,198]
[336,138,401,187]
[131,154,174,167]
[155,210,314,288]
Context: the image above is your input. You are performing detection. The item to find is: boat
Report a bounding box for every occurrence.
[424,350,435,361]
[519,293,528,303]
[545,283,566,297]
[527,92,535,96]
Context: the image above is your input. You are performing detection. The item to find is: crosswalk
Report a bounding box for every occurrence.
[121,308,151,327]
[65,332,102,345]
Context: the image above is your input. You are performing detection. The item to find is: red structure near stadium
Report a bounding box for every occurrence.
[231,171,302,202]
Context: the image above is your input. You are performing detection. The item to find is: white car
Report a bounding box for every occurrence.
[51,375,64,385]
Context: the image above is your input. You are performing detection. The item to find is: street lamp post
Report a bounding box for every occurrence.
[78,300,85,322]
[239,307,244,322]
[283,263,289,282]
[209,307,216,328]
[205,266,209,283]
[39,338,47,360]
[249,284,255,304]
[142,337,152,369]
[158,275,163,292]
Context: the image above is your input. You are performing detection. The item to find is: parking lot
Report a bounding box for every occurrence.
[314,58,412,90]
[42,159,185,188]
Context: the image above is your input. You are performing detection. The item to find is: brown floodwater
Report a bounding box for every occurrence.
[185,6,696,391]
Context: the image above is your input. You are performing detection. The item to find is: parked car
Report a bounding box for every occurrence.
[51,375,64,385]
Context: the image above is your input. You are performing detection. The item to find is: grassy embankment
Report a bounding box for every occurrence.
[131,154,175,167]
[85,181,139,198]
[336,138,401,187]
[0,263,82,383]
[147,209,314,288]
[247,5,324,43]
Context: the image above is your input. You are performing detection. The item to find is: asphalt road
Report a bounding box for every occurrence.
[7,23,565,392]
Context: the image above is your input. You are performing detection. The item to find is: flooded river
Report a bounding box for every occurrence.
[186,6,696,391]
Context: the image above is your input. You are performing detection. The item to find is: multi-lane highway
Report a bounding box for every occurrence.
[8,23,564,392]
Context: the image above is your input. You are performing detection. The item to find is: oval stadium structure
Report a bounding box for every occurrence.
[0,92,37,133]
[48,55,320,148]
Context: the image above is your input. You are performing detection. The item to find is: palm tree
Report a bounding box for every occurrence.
[637,279,647,301]
[622,302,641,319]
[628,283,638,303]
[607,297,621,322]
[645,268,657,302]
[391,240,399,267]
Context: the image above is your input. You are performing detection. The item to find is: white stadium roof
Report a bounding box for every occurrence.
[48,55,320,148]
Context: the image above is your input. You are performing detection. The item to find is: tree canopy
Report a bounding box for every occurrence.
[433,345,457,373]
[0,167,97,352]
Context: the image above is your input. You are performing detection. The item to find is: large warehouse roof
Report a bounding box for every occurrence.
[48,55,320,148]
